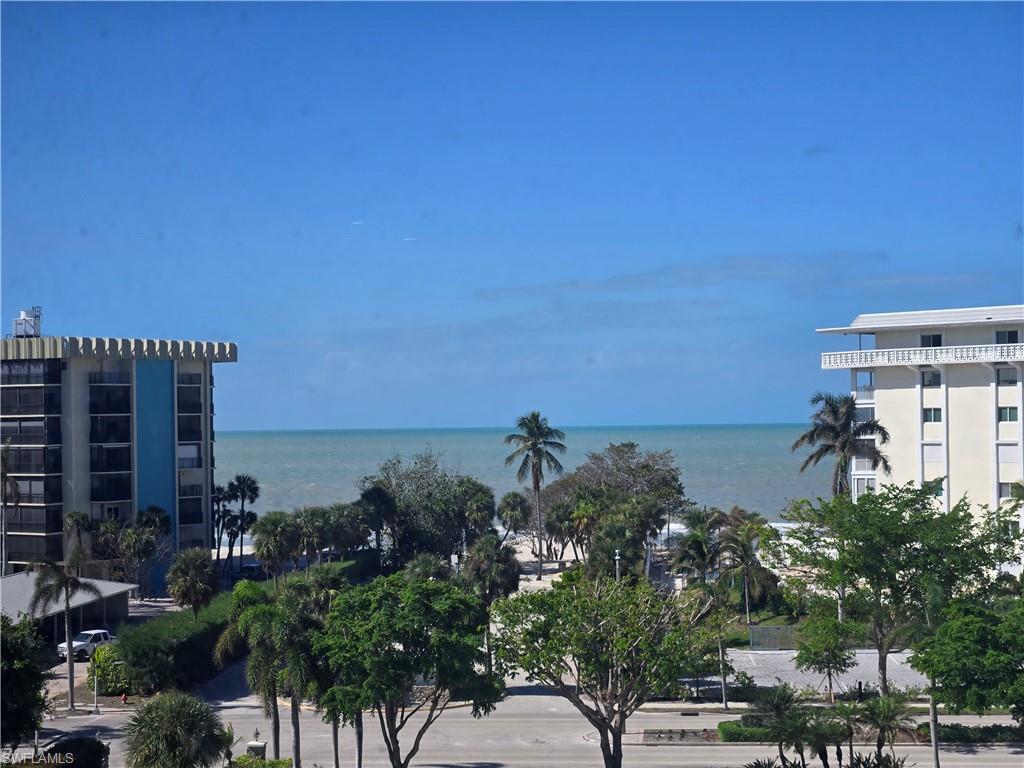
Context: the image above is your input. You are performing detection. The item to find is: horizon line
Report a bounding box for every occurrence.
[218,421,807,434]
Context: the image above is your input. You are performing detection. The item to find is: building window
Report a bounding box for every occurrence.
[998,482,1015,500]
[996,330,1020,344]
[927,478,944,497]
[920,334,942,348]
[854,477,876,499]
[923,408,942,423]
[921,370,941,388]
[998,407,1019,422]
[997,367,1019,386]
[854,406,875,423]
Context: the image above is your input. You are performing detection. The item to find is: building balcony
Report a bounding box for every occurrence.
[177,373,202,385]
[178,431,203,443]
[5,507,63,534]
[2,401,61,416]
[6,534,64,563]
[179,484,203,498]
[822,343,1024,370]
[1,431,62,446]
[178,456,203,469]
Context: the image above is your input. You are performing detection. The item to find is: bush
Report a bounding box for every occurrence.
[232,756,293,768]
[45,736,109,768]
[717,719,773,742]
[118,590,240,693]
[86,643,132,695]
[914,722,1024,743]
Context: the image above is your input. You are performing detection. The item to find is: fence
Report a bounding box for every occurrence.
[749,625,800,650]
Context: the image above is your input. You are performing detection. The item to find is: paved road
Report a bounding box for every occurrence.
[729,649,928,692]
[48,663,1022,768]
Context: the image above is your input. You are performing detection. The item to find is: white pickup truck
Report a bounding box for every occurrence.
[57,629,116,661]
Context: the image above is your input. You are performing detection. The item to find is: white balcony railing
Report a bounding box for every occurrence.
[822,343,1024,370]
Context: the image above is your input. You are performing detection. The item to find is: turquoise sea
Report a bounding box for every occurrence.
[213,425,830,521]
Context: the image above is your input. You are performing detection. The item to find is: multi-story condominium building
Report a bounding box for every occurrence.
[1,308,236,579]
[818,305,1024,516]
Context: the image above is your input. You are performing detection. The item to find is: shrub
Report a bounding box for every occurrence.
[118,590,240,693]
[233,756,294,768]
[45,736,109,768]
[717,719,773,742]
[86,643,132,695]
[914,722,1024,743]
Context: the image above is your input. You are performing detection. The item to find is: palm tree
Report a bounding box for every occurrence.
[166,547,217,623]
[123,691,233,768]
[221,511,240,578]
[497,491,531,544]
[215,580,283,760]
[674,506,725,585]
[28,554,102,711]
[251,510,300,588]
[227,473,260,572]
[463,532,520,672]
[792,392,892,497]
[359,485,397,573]
[295,506,330,571]
[63,510,91,576]
[275,581,318,768]
[504,411,566,581]
[861,694,917,760]
[211,483,228,570]
[831,700,865,766]
[721,515,778,625]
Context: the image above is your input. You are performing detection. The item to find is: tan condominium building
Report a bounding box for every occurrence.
[817,305,1024,517]
[1,307,236,589]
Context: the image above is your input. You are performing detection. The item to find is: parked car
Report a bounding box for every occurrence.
[57,629,116,661]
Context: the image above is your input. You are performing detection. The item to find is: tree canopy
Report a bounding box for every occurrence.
[0,615,49,750]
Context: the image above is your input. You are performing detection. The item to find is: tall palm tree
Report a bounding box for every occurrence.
[504,411,566,581]
[28,553,102,711]
[227,474,260,572]
[720,515,778,625]
[123,691,233,768]
[295,506,330,572]
[63,510,91,576]
[211,483,228,570]
[792,392,892,497]
[221,511,240,578]
[166,547,217,623]
[463,532,520,672]
[359,485,397,573]
[215,580,283,760]
[275,581,317,768]
[251,510,300,588]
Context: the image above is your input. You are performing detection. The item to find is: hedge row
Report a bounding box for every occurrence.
[915,722,1024,743]
[117,591,238,693]
[233,757,293,768]
[718,720,773,742]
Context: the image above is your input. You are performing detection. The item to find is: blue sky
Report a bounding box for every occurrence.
[3,2,1022,430]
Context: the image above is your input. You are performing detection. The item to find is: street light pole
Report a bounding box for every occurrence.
[614,549,621,582]
[92,660,100,715]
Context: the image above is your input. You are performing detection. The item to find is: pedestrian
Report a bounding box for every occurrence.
[120,692,128,707]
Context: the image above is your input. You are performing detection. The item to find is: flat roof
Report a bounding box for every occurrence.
[817,305,1024,335]
[0,571,138,621]
[1,336,236,362]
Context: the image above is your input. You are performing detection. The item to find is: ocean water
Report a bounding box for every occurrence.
[213,424,830,521]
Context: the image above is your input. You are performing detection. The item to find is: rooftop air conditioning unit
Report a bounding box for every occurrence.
[13,307,42,338]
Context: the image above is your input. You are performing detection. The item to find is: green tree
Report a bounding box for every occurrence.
[0,615,49,751]
[831,700,865,766]
[493,572,710,768]
[783,482,1018,694]
[316,574,501,768]
[674,506,725,585]
[504,411,567,580]
[275,580,319,768]
[251,510,301,587]
[295,506,332,571]
[751,682,804,767]
[227,473,261,572]
[794,616,859,703]
[861,694,916,760]
[792,391,892,497]
[326,502,371,562]
[721,513,778,625]
[166,547,217,623]
[211,483,228,570]
[63,510,92,575]
[28,553,102,711]
[912,600,1024,723]
[359,484,397,572]
[463,532,520,672]
[215,580,282,760]
[497,490,531,544]
[123,691,233,768]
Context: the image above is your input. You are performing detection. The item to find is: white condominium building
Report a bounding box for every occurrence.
[818,305,1024,515]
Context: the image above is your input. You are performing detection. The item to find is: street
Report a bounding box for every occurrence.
[46,662,1023,768]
